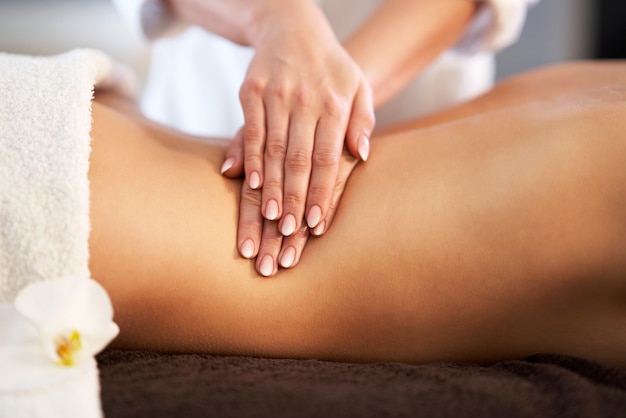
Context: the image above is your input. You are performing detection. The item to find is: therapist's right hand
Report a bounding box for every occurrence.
[221,0,375,238]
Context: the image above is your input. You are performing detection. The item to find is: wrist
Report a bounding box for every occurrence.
[165,0,259,45]
[243,0,323,47]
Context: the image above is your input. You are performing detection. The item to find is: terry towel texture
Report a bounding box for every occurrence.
[0,49,134,303]
[97,351,626,418]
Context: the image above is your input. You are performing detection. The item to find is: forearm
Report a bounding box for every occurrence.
[166,0,324,46]
[343,0,477,107]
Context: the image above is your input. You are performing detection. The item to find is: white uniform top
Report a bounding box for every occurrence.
[113,0,538,138]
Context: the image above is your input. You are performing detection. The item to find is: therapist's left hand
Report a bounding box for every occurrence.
[232,136,362,277]
[221,0,375,240]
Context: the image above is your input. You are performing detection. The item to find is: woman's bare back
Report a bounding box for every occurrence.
[88,62,626,366]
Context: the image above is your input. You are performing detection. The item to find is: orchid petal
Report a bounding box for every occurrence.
[14,277,119,365]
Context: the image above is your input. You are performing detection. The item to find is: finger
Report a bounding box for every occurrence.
[278,107,317,236]
[345,81,375,162]
[239,76,267,190]
[261,84,291,221]
[311,150,359,237]
[237,181,264,260]
[303,94,348,230]
[278,224,310,269]
[256,219,283,277]
[221,127,245,178]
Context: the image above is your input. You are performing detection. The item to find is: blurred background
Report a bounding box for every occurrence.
[0,0,623,83]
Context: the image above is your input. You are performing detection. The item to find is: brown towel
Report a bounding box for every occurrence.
[98,351,626,418]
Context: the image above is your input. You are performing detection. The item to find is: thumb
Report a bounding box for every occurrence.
[221,127,245,178]
[345,81,375,162]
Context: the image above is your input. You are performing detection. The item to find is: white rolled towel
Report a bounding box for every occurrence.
[0,49,134,303]
[0,49,131,418]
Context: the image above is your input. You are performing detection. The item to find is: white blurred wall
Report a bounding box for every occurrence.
[0,0,595,83]
[0,0,149,78]
[496,0,596,79]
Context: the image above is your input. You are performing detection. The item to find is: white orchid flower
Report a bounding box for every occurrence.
[14,276,119,366]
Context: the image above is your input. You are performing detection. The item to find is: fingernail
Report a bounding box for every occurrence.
[280,247,296,268]
[249,171,260,189]
[313,221,325,236]
[220,157,235,174]
[306,205,322,228]
[259,255,274,277]
[241,239,254,258]
[281,214,297,236]
[265,199,279,220]
[358,135,370,161]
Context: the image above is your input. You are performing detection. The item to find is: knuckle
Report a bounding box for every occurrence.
[295,224,310,238]
[289,231,309,247]
[265,137,287,159]
[361,109,376,128]
[243,125,264,144]
[328,199,339,214]
[283,190,305,208]
[328,190,347,214]
[267,81,291,102]
[285,148,312,173]
[291,225,306,243]
[307,183,328,201]
[240,76,265,99]
[334,176,348,195]
[312,146,340,168]
[294,87,312,108]
[262,177,283,193]
[244,152,263,169]
[261,231,282,247]
[327,177,349,211]
[241,187,262,208]
[238,222,259,239]
[368,114,376,129]
[323,93,349,117]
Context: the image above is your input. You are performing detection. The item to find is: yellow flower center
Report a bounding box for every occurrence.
[55,330,82,366]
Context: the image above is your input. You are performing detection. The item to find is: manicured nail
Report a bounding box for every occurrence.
[241,239,254,259]
[259,255,274,277]
[358,135,370,161]
[249,171,260,189]
[306,205,322,228]
[280,247,296,268]
[265,199,279,220]
[281,214,297,236]
[313,221,325,236]
[220,157,235,175]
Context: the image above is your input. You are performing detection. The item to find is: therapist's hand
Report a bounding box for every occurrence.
[234,142,362,277]
[222,0,375,238]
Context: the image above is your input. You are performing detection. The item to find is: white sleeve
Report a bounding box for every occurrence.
[455,0,540,54]
[111,0,186,41]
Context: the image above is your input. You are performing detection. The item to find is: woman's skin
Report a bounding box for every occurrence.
[88,62,626,367]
